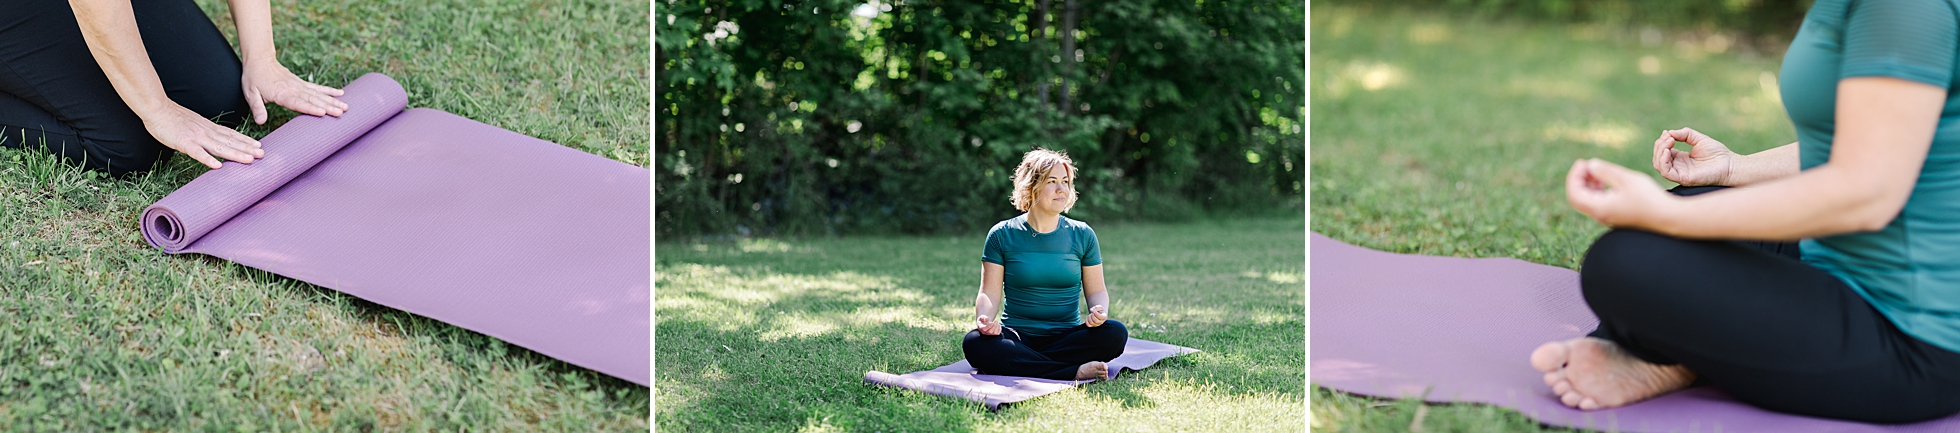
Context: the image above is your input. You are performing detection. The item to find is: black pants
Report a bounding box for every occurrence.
[1581,185,1960,423]
[962,320,1128,380]
[0,0,245,176]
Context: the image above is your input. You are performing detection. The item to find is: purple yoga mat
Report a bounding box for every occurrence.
[141,73,648,386]
[1310,232,1960,432]
[864,338,1199,409]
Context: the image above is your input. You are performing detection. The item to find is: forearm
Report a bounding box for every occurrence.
[68,0,173,117]
[1084,290,1109,314]
[1724,142,1801,186]
[226,0,277,65]
[975,287,1002,319]
[1654,164,1905,240]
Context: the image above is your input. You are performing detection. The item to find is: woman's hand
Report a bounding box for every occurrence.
[1653,127,1738,187]
[1567,158,1679,230]
[241,59,346,124]
[1084,305,1108,327]
[976,315,1002,335]
[141,104,263,169]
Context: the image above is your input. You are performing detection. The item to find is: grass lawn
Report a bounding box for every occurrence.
[655,217,1304,432]
[1310,4,1794,432]
[0,0,647,430]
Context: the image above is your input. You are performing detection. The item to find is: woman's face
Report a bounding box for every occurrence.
[1031,164,1075,215]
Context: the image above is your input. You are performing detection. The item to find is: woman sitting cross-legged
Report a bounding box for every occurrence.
[1532,0,1960,423]
[961,148,1129,381]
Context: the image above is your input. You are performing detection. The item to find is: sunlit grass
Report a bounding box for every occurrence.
[1311,4,1794,432]
[656,218,1305,432]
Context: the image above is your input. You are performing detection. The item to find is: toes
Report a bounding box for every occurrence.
[1560,391,1585,408]
[1579,397,1602,411]
[1551,379,1572,396]
[1530,341,1570,373]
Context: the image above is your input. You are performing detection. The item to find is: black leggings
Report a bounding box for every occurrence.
[0,0,245,176]
[962,320,1128,380]
[1582,185,1960,423]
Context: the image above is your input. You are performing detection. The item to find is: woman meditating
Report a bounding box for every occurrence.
[1533,0,1960,423]
[962,148,1129,381]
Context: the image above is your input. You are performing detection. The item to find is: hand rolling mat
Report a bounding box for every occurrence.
[1310,232,1960,432]
[863,338,1198,409]
[141,73,648,386]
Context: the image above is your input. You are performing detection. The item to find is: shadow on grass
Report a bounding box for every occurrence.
[656,221,1304,431]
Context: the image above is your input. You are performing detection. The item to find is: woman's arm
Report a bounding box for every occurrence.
[225,0,346,124]
[1723,142,1801,186]
[69,0,263,168]
[1082,264,1109,327]
[1570,76,1944,240]
[974,262,1005,334]
[1652,127,1799,187]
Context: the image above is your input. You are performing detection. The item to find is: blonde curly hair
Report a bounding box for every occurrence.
[1009,148,1078,212]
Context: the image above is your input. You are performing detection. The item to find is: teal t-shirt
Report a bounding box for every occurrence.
[1782,0,1960,352]
[981,214,1103,337]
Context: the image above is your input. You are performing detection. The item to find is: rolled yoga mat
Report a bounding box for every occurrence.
[141,73,648,386]
[1310,232,1960,432]
[864,338,1199,410]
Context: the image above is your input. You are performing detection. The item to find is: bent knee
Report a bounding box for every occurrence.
[962,329,990,345]
[1582,229,1682,287]
[92,144,169,176]
[1097,320,1129,339]
[1580,229,1711,311]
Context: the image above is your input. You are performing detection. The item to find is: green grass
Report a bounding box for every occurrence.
[0,0,646,430]
[1310,4,1794,432]
[655,218,1304,432]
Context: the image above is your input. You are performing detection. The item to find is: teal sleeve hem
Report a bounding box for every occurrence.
[1840,63,1953,90]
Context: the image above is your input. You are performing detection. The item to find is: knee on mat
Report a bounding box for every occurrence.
[1095,319,1128,338]
[1092,319,1129,356]
[962,329,1005,351]
[1581,229,1695,303]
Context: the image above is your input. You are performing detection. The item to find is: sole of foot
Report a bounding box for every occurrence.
[1529,337,1694,410]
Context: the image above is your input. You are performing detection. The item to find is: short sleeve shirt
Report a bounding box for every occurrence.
[981,214,1103,337]
[1781,0,1960,352]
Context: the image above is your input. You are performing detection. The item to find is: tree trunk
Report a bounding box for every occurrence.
[1058,0,1076,116]
[1032,0,1051,113]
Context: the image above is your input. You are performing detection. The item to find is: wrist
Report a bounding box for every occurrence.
[1719,153,1747,186]
[242,56,283,75]
[1642,194,1689,236]
[131,100,186,127]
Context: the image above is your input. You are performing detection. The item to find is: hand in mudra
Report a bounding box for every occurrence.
[1652,127,1737,187]
[976,315,1002,335]
[1085,305,1108,327]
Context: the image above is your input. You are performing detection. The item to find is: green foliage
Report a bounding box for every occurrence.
[656,0,1304,236]
[1323,0,1814,39]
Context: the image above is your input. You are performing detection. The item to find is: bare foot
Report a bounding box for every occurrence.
[1529,337,1695,410]
[1075,361,1108,381]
